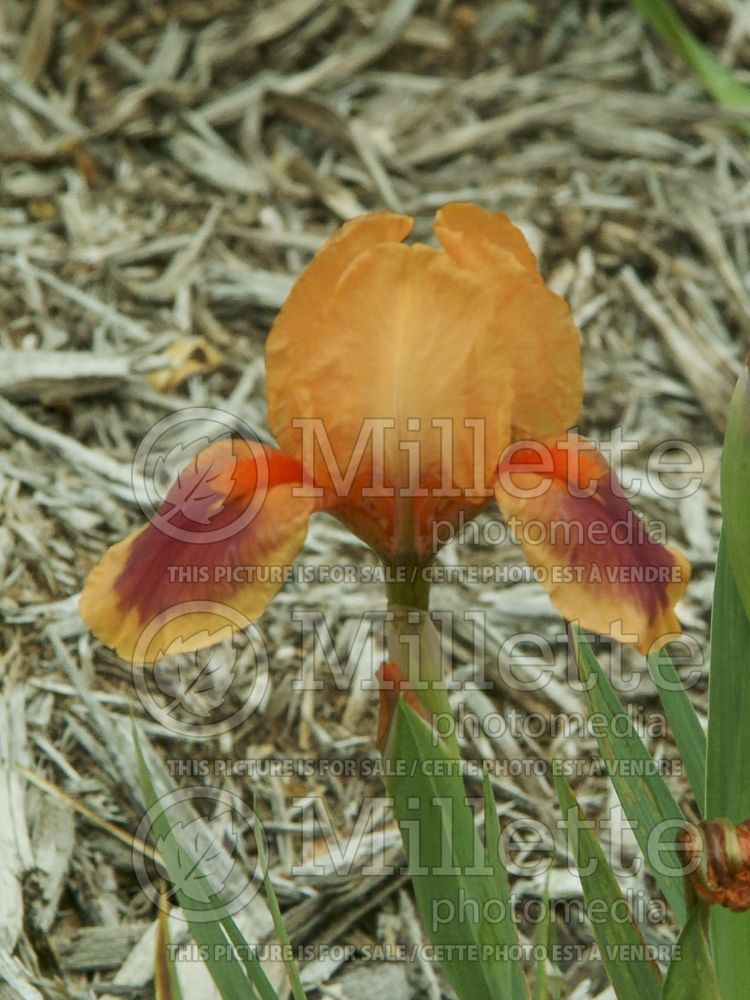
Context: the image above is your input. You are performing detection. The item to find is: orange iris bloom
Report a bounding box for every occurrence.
[80,204,689,662]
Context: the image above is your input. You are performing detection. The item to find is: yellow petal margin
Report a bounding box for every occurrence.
[495,434,691,654]
[80,440,312,663]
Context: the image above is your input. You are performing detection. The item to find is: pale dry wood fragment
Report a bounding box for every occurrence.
[18,0,59,85]
[207,258,294,309]
[166,131,269,194]
[224,0,321,52]
[99,914,189,1000]
[402,14,453,50]
[621,266,735,431]
[13,257,156,344]
[682,201,750,333]
[197,0,419,125]
[92,233,191,267]
[0,951,44,1000]
[28,795,75,933]
[46,645,282,984]
[0,395,132,486]
[575,119,692,159]
[396,889,441,1000]
[119,204,222,303]
[146,19,189,82]
[0,689,34,951]
[56,923,150,971]
[399,93,587,166]
[0,57,83,135]
[329,961,412,999]
[0,349,133,399]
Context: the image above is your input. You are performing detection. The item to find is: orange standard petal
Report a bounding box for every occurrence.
[495,434,691,654]
[80,440,313,663]
[435,201,541,275]
[267,230,514,562]
[266,211,413,458]
[435,202,582,439]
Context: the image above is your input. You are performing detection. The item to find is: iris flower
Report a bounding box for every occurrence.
[80,204,689,662]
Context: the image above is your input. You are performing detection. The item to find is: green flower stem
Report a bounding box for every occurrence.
[383,569,461,759]
[384,563,431,610]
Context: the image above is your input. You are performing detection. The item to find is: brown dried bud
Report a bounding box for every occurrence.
[679,819,750,912]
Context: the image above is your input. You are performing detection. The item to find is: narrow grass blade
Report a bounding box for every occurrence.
[220,918,277,1000]
[705,532,750,999]
[631,0,750,114]
[572,629,687,923]
[254,814,306,1000]
[533,875,553,1000]
[133,723,277,1000]
[388,698,516,1000]
[721,360,750,621]
[554,773,663,1000]
[647,649,706,810]
[661,903,720,999]
[482,770,530,1000]
[155,895,184,1000]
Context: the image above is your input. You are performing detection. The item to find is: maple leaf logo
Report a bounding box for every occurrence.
[151,437,211,501]
[154,640,239,719]
[154,439,237,526]
[155,811,237,904]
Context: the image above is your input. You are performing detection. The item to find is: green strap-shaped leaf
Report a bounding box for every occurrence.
[573,629,687,923]
[555,773,663,1000]
[647,650,706,810]
[705,532,750,999]
[133,724,277,1000]
[388,697,525,1000]
[661,904,720,1000]
[532,874,554,1000]
[254,813,306,1000]
[482,771,531,1000]
[721,362,750,621]
[631,0,750,116]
